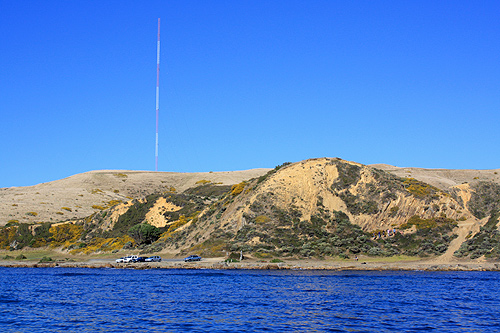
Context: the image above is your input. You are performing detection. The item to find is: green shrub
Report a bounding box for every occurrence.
[467,182,500,219]
[128,224,161,245]
[389,206,399,217]
[224,258,239,263]
[454,210,500,259]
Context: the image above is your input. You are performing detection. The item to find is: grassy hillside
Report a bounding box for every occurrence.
[2,158,499,261]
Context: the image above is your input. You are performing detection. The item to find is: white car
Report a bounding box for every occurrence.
[116,255,138,263]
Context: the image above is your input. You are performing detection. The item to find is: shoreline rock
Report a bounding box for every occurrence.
[1,260,499,272]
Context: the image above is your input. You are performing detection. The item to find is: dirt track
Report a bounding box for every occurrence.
[1,257,499,271]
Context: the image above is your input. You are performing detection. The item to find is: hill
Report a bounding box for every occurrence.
[0,169,270,226]
[1,158,500,261]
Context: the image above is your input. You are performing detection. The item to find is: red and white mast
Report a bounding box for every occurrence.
[155,18,160,171]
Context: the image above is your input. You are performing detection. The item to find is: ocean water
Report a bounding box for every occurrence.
[0,268,499,332]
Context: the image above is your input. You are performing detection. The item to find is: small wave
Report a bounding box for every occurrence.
[56,272,97,277]
[0,298,20,304]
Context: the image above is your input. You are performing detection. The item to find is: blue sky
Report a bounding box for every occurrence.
[1,1,499,188]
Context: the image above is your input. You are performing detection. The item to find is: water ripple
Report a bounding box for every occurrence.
[0,268,499,332]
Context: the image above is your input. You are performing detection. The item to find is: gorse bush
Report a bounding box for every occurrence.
[113,173,128,178]
[231,182,246,196]
[403,178,441,200]
[401,215,457,230]
[69,235,134,254]
[255,215,270,224]
[49,223,84,248]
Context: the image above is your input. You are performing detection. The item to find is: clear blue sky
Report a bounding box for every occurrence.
[1,1,499,188]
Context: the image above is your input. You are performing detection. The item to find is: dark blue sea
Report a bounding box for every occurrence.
[0,268,499,332]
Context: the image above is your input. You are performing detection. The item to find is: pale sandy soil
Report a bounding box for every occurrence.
[371,164,500,190]
[0,168,270,226]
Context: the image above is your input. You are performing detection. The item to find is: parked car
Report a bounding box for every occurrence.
[184,255,202,262]
[132,256,147,263]
[122,255,138,263]
[115,257,125,263]
[145,256,162,262]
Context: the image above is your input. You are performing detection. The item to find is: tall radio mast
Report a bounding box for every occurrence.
[155,18,160,172]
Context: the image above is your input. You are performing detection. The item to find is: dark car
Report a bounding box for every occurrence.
[132,256,147,263]
[184,255,202,262]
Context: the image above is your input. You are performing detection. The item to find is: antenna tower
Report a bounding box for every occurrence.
[155,18,160,171]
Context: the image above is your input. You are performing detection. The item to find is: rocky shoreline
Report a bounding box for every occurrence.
[1,259,500,272]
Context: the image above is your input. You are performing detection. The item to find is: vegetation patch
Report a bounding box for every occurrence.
[0,222,52,249]
[255,162,291,185]
[186,239,227,257]
[231,182,247,196]
[255,215,271,224]
[49,223,84,248]
[109,194,161,237]
[39,256,53,263]
[229,205,387,258]
[128,224,161,245]
[69,235,134,254]
[467,182,500,219]
[403,178,441,201]
[331,161,361,191]
[184,184,231,198]
[389,206,399,217]
[339,192,378,215]
[455,210,500,259]
[400,215,457,230]
[113,173,128,178]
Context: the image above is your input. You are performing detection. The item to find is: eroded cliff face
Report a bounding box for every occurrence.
[143,158,480,258]
[210,158,475,234]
